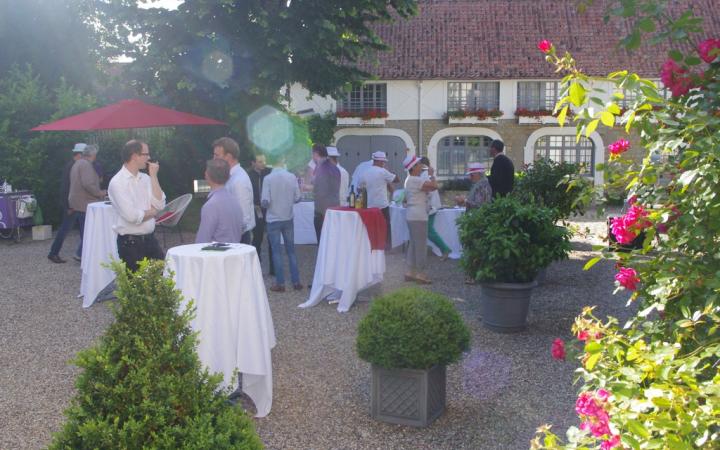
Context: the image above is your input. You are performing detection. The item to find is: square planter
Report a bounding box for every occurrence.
[336,117,386,126]
[517,115,558,125]
[448,116,499,125]
[371,364,446,427]
[32,224,52,240]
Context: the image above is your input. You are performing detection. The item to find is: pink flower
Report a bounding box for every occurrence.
[660,60,694,97]
[608,139,630,157]
[551,338,566,360]
[537,39,553,54]
[625,204,652,230]
[596,389,610,401]
[601,435,622,450]
[611,216,638,244]
[698,38,720,64]
[615,267,640,291]
[578,330,590,341]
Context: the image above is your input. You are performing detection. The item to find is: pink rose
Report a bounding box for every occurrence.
[611,216,638,244]
[660,59,695,97]
[608,139,630,156]
[578,330,590,341]
[596,389,610,402]
[615,267,640,291]
[551,338,566,360]
[537,39,553,54]
[601,435,622,450]
[698,38,720,64]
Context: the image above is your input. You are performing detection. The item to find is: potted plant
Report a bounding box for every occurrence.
[356,287,470,427]
[458,196,572,332]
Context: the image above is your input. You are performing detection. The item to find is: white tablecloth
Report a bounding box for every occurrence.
[80,202,119,308]
[299,209,385,312]
[165,243,276,417]
[389,205,465,259]
[293,201,316,244]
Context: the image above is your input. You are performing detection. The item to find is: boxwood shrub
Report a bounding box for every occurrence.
[356,288,470,370]
[49,260,263,450]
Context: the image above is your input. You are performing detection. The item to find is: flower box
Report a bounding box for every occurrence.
[517,115,558,124]
[371,364,446,427]
[448,116,499,125]
[336,117,386,126]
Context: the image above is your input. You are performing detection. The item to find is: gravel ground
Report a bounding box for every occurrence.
[0,210,632,450]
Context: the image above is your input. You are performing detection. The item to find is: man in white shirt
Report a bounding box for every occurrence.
[261,156,303,292]
[351,159,373,191]
[212,137,255,244]
[107,139,166,271]
[327,146,350,206]
[358,151,398,248]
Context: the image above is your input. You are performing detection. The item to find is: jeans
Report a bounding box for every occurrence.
[314,212,324,242]
[253,210,274,274]
[116,233,165,272]
[48,210,85,258]
[267,220,300,287]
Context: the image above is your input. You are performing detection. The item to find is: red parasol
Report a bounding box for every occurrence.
[31,99,226,131]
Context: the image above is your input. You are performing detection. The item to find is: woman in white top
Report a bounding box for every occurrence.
[402,154,438,284]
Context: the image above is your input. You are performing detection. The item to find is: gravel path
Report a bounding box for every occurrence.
[0,212,632,450]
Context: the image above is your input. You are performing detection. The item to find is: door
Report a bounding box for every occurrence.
[337,135,407,182]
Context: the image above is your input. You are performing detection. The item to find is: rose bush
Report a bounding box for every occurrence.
[531,2,720,449]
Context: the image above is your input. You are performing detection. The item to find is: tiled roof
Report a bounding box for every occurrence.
[356,0,720,79]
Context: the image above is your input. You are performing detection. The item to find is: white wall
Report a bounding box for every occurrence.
[281,83,335,115]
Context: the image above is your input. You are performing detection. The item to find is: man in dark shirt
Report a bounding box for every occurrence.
[487,139,515,197]
[47,143,86,263]
[248,153,274,275]
[312,144,340,241]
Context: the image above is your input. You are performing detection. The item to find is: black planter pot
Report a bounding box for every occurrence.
[480,281,538,333]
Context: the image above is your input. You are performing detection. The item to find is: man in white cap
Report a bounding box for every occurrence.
[358,151,398,247]
[326,146,350,206]
[48,143,87,263]
[456,162,492,210]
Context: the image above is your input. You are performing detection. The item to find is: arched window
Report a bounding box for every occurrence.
[437,135,493,177]
[534,135,594,173]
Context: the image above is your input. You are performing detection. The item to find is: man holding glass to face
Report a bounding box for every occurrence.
[108,139,166,271]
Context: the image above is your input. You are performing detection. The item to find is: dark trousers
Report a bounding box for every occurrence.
[241,230,252,245]
[49,210,85,258]
[380,206,391,250]
[314,212,325,243]
[253,211,274,275]
[117,233,165,272]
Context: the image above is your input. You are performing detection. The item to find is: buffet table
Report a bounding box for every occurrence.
[166,243,276,417]
[292,201,317,244]
[389,205,465,259]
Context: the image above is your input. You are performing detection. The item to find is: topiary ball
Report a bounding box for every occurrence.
[356,287,470,370]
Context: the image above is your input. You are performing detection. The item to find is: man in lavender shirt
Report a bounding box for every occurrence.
[311,143,340,241]
[195,159,245,244]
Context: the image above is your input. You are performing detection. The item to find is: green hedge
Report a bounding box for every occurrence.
[49,260,263,450]
[356,288,470,370]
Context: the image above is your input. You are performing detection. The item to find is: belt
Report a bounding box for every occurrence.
[118,233,154,245]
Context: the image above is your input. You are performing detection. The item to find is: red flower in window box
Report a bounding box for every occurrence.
[336,109,388,120]
[445,109,503,121]
[515,108,556,117]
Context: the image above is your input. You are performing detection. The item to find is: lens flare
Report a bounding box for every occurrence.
[246,106,294,155]
[201,50,233,88]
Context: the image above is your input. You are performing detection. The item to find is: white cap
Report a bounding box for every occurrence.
[72,143,87,153]
[371,151,387,161]
[403,154,421,171]
[466,162,485,175]
[327,146,340,157]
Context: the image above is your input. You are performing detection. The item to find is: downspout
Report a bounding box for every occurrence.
[417,80,423,156]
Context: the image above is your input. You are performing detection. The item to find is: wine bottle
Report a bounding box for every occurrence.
[349,185,356,209]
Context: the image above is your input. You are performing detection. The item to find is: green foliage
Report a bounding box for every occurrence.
[356,288,470,370]
[458,197,572,283]
[49,260,263,450]
[305,112,337,146]
[512,158,593,221]
[0,65,96,225]
[533,2,720,449]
